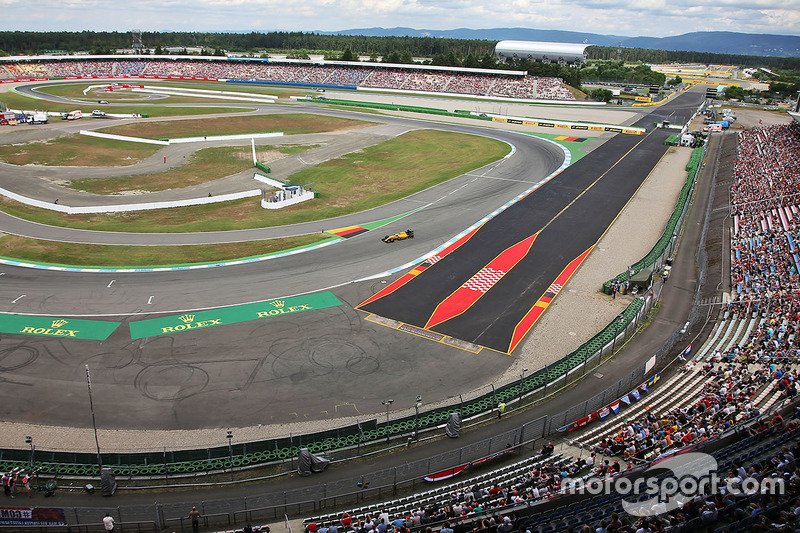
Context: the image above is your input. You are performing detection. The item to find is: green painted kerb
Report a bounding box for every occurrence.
[0,314,120,340]
[129,291,343,339]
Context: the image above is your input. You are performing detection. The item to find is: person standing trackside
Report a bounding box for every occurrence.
[163,155,167,164]
[497,401,506,419]
[189,506,201,533]
[103,513,115,531]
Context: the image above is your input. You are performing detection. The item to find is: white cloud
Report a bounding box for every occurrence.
[0,0,796,38]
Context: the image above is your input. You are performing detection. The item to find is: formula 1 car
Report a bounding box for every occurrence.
[382,230,414,243]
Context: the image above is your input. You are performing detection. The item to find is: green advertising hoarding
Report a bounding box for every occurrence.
[129,291,343,339]
[0,314,120,341]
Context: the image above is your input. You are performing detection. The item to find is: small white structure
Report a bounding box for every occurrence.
[254,173,315,209]
[261,184,315,209]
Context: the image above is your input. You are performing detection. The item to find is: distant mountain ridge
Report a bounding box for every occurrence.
[315,27,800,58]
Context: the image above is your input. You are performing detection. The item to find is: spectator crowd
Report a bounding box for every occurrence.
[0,59,575,101]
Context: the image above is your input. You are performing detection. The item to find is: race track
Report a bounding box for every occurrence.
[0,92,569,430]
[0,82,703,433]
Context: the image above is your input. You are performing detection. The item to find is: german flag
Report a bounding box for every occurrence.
[327,226,368,238]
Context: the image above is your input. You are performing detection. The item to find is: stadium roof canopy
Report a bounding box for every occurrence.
[494,41,590,65]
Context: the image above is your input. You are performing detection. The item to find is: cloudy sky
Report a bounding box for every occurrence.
[2,0,799,38]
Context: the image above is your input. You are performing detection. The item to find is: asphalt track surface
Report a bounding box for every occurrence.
[0,84,701,433]
[0,91,569,430]
[361,92,703,353]
[27,93,721,512]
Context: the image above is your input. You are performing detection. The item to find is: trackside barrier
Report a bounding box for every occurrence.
[294,96,493,120]
[79,130,283,145]
[79,130,169,146]
[129,87,278,104]
[255,161,273,175]
[253,173,285,188]
[352,86,602,106]
[473,112,646,135]
[0,185,262,214]
[261,186,315,209]
[169,132,283,144]
[602,145,705,294]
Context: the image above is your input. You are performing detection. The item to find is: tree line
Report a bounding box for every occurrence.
[589,46,800,72]
[0,31,797,73]
[2,30,799,94]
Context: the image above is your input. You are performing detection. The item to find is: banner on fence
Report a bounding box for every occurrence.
[0,507,67,527]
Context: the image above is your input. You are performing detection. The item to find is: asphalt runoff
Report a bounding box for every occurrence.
[0,101,569,432]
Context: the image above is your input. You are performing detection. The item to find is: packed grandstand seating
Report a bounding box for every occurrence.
[0,59,575,101]
[299,421,800,532]
[293,122,800,533]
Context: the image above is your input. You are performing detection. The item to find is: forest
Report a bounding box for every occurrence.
[0,30,797,73]
[0,31,798,91]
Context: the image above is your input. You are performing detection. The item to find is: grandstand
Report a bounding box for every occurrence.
[493,41,590,65]
[0,56,576,101]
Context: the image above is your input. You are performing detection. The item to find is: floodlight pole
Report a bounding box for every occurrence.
[382,400,393,443]
[85,365,103,473]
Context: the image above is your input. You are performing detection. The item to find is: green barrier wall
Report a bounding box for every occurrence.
[299,97,493,121]
[255,161,272,175]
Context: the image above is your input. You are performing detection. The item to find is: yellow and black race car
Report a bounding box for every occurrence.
[381,230,414,243]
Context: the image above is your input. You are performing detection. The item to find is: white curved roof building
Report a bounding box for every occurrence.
[494,40,590,65]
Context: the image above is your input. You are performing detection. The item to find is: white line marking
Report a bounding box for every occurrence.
[107,280,115,288]
[147,296,154,305]
[465,173,538,183]
[12,295,25,303]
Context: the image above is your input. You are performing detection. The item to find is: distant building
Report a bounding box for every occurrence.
[163,47,203,54]
[494,40,589,65]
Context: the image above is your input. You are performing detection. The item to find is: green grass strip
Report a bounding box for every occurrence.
[0,233,335,269]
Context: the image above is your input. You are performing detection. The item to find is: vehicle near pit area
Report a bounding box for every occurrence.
[382,230,414,243]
